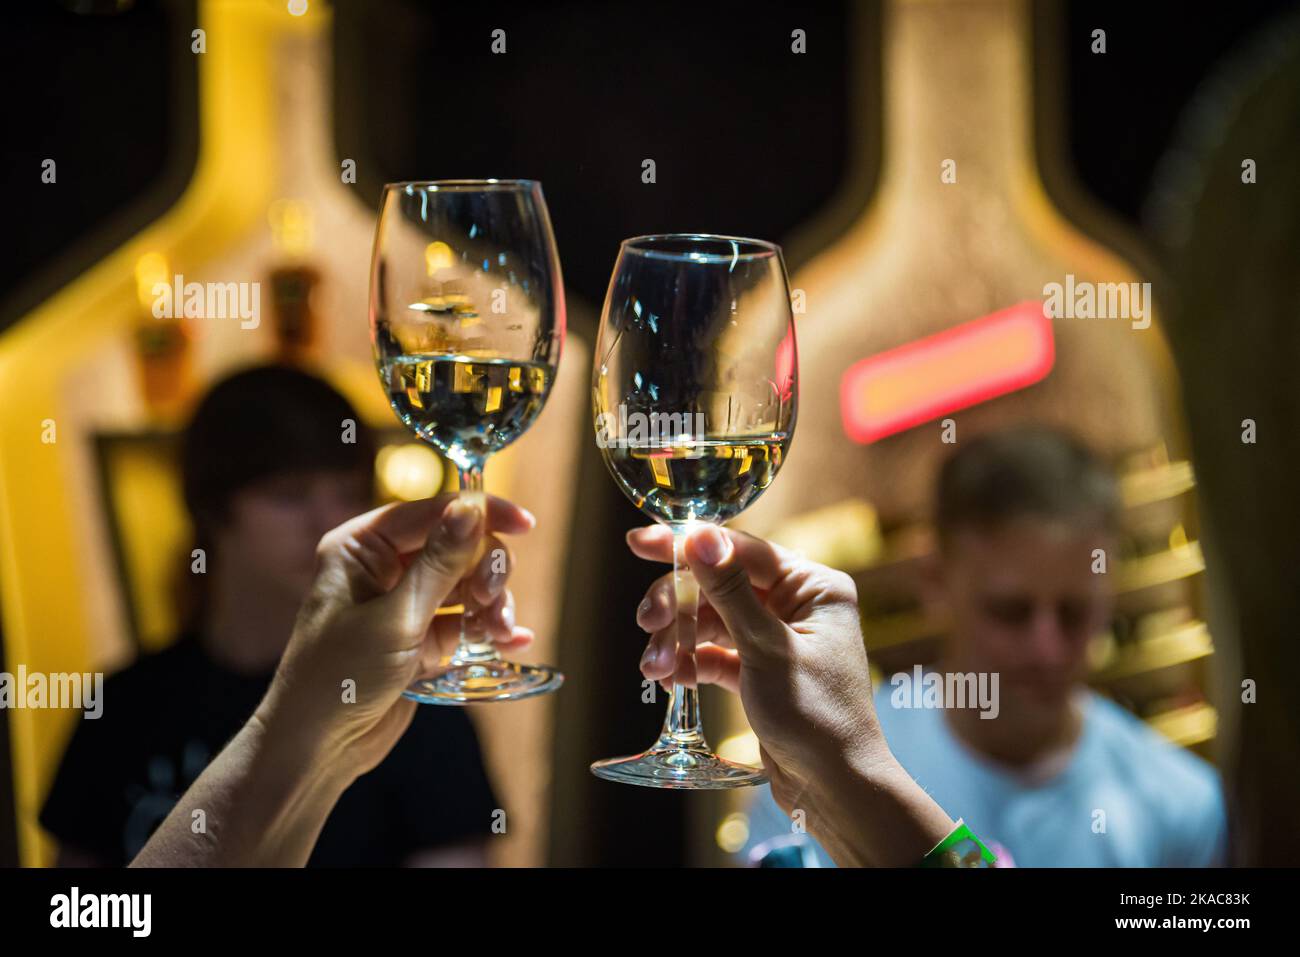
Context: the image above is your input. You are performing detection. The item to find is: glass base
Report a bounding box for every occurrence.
[403,660,563,704]
[590,743,767,790]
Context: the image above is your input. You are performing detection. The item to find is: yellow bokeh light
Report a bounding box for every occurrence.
[376,442,444,501]
[134,251,170,311]
[716,812,750,854]
[716,730,761,766]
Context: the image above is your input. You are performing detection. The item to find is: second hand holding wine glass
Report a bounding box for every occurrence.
[370,179,565,704]
[591,234,798,787]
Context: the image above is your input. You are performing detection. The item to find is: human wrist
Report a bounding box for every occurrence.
[820,737,957,867]
[131,707,355,868]
[234,706,356,863]
[253,680,362,801]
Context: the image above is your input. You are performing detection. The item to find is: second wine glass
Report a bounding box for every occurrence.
[592,234,798,788]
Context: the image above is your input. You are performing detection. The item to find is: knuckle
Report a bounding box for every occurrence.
[823,568,859,602]
[340,527,389,580]
[314,530,338,562]
[416,542,462,580]
[709,565,753,603]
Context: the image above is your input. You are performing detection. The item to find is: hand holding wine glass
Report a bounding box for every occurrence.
[624,522,959,866]
[134,493,537,867]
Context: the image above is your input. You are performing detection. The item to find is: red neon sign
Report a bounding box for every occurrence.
[840,301,1055,444]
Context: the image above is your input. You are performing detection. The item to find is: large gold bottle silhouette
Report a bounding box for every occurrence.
[715,0,1214,807]
[0,0,584,867]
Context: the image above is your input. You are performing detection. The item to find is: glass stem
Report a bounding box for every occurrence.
[449,461,499,666]
[657,526,708,751]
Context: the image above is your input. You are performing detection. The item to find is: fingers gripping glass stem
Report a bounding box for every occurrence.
[589,522,767,787]
[400,457,562,703]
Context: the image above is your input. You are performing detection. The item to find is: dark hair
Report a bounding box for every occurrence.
[176,364,376,630]
[934,426,1121,547]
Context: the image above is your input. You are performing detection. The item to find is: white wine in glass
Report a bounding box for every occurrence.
[370,179,565,704]
[592,234,798,787]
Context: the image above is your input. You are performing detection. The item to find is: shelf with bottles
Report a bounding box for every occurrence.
[860,606,1215,684]
[1120,457,1197,510]
[1144,701,1218,749]
[1106,679,1220,751]
[764,441,1196,558]
[1089,609,1214,683]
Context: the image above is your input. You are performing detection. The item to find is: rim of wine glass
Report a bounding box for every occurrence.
[383,179,540,192]
[620,232,782,262]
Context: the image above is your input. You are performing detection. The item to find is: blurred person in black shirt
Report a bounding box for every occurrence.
[41,365,500,866]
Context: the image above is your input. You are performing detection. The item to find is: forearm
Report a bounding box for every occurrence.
[811,747,957,868]
[131,712,355,868]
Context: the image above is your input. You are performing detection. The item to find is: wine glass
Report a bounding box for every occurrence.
[591,234,798,787]
[370,179,565,703]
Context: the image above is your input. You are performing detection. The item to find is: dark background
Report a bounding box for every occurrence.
[7,0,1298,328]
[1,0,1296,867]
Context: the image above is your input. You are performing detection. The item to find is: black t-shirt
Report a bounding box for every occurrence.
[40,636,497,866]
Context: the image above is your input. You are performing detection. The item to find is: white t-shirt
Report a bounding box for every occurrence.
[740,685,1228,867]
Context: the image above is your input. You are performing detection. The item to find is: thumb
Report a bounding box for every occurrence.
[387,497,484,637]
[684,525,785,655]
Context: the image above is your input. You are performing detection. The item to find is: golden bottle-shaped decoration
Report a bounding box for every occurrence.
[749,0,1184,534]
[731,0,1213,760]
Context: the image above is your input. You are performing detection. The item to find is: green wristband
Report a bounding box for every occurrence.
[919,818,998,868]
